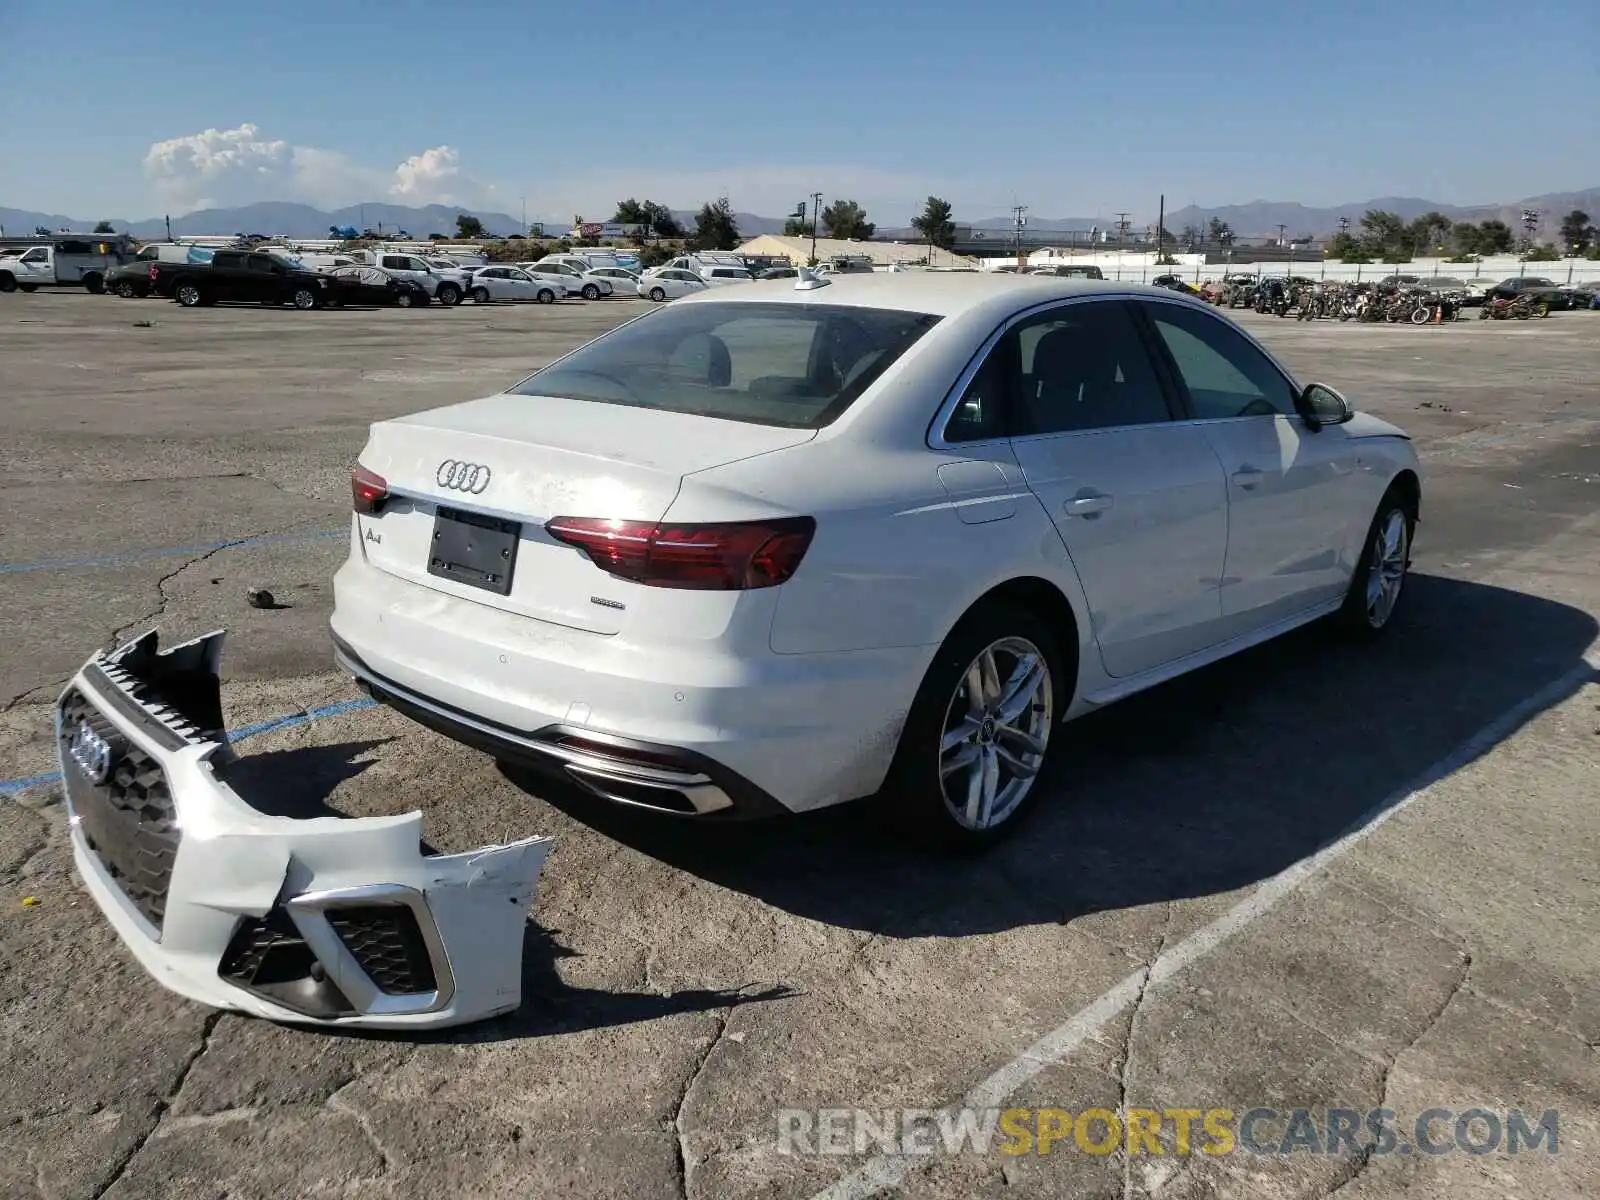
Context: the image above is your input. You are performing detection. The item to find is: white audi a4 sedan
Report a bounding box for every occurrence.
[330,273,1420,843]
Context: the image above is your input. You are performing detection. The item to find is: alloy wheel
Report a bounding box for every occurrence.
[938,637,1053,831]
[1364,509,1409,629]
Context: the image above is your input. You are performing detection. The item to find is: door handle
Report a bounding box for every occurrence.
[1064,494,1113,517]
[1231,468,1265,489]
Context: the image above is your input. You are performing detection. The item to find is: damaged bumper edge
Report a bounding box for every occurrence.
[53,628,553,1030]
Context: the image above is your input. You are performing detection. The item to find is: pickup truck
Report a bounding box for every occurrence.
[150,250,340,309]
[339,250,469,305]
[0,236,134,294]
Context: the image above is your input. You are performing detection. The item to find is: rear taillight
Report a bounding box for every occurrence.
[544,516,815,590]
[351,465,389,515]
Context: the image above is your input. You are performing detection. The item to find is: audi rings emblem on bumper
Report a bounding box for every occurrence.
[68,718,114,785]
[436,460,492,493]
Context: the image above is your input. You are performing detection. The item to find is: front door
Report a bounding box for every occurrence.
[1138,299,1362,632]
[989,299,1229,678]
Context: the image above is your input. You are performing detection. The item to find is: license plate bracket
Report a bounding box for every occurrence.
[428,507,520,596]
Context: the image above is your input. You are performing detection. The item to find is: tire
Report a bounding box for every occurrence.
[1409,306,1430,325]
[882,601,1066,846]
[83,273,104,294]
[1478,307,1491,320]
[291,287,318,310]
[1533,301,1550,318]
[1335,489,1414,637]
[648,287,666,302]
[116,281,136,299]
[0,273,14,293]
[17,283,37,293]
[537,288,555,305]
[396,291,415,307]
[175,282,205,307]
[436,284,462,307]
[470,286,491,303]
[582,283,601,301]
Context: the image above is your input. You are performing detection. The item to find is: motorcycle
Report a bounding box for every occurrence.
[1479,294,1534,321]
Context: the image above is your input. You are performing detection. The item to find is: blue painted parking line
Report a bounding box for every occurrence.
[0,528,346,575]
[0,696,378,797]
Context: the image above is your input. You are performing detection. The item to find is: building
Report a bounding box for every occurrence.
[735,235,978,270]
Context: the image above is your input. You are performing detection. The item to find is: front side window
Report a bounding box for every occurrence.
[510,301,940,428]
[1141,302,1298,419]
[19,248,47,263]
[381,256,407,270]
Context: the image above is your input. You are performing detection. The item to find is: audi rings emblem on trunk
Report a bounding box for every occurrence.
[436,461,492,493]
[68,719,114,785]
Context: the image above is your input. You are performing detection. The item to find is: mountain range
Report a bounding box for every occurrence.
[4,188,1596,243]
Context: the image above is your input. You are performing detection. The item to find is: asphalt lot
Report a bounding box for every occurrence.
[1,289,1597,1200]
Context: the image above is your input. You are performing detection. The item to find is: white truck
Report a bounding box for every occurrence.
[337,248,472,305]
[0,234,136,294]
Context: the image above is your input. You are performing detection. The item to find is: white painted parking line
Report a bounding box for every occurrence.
[812,644,1600,1200]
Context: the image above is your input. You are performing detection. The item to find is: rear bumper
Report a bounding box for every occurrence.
[334,637,787,818]
[55,629,552,1030]
[330,557,928,814]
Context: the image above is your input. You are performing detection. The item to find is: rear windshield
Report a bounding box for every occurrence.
[509,301,941,428]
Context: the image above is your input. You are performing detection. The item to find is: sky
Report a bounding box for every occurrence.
[1,0,1595,226]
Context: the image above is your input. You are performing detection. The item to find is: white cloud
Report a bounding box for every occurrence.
[142,123,493,212]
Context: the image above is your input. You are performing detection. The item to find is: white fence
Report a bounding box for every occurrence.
[981,250,1600,286]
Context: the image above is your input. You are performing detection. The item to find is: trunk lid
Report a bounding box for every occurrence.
[356,393,815,634]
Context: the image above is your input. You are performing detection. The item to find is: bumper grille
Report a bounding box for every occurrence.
[326,905,437,995]
[57,690,181,933]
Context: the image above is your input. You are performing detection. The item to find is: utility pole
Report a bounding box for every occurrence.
[1113,212,1131,245]
[1012,204,1028,267]
[1519,208,1539,277]
[521,196,526,234]
[809,191,822,266]
[1156,193,1164,263]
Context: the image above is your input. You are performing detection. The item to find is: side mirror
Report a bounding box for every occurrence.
[1297,383,1353,431]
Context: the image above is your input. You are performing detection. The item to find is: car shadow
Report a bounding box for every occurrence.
[221,738,393,819]
[506,574,1597,939]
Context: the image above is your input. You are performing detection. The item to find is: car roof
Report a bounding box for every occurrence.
[669,272,1201,319]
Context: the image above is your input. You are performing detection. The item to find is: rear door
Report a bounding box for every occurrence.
[994,298,1230,677]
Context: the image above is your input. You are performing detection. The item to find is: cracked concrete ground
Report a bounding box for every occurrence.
[1,293,1597,1199]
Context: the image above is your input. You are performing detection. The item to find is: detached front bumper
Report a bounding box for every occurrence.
[54,629,552,1030]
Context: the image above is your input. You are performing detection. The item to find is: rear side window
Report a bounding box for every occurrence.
[511,301,941,428]
[947,300,1171,440]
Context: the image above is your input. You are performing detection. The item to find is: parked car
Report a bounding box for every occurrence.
[338,250,468,306]
[638,269,709,301]
[588,266,642,292]
[514,260,612,300]
[1485,276,1575,312]
[151,250,338,308]
[538,255,620,299]
[468,266,562,304]
[1151,274,1203,297]
[326,265,430,307]
[330,274,1421,844]
[106,246,217,297]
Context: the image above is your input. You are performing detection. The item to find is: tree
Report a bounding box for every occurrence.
[1523,242,1561,262]
[690,198,740,251]
[93,220,116,234]
[1558,210,1593,255]
[638,242,675,268]
[455,214,486,239]
[1327,232,1369,262]
[1206,217,1234,246]
[1180,224,1203,250]
[911,196,956,251]
[1475,220,1513,254]
[1450,222,1482,255]
[783,216,815,237]
[611,198,681,239]
[1358,210,1411,258]
[1406,211,1452,255]
[821,199,874,241]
